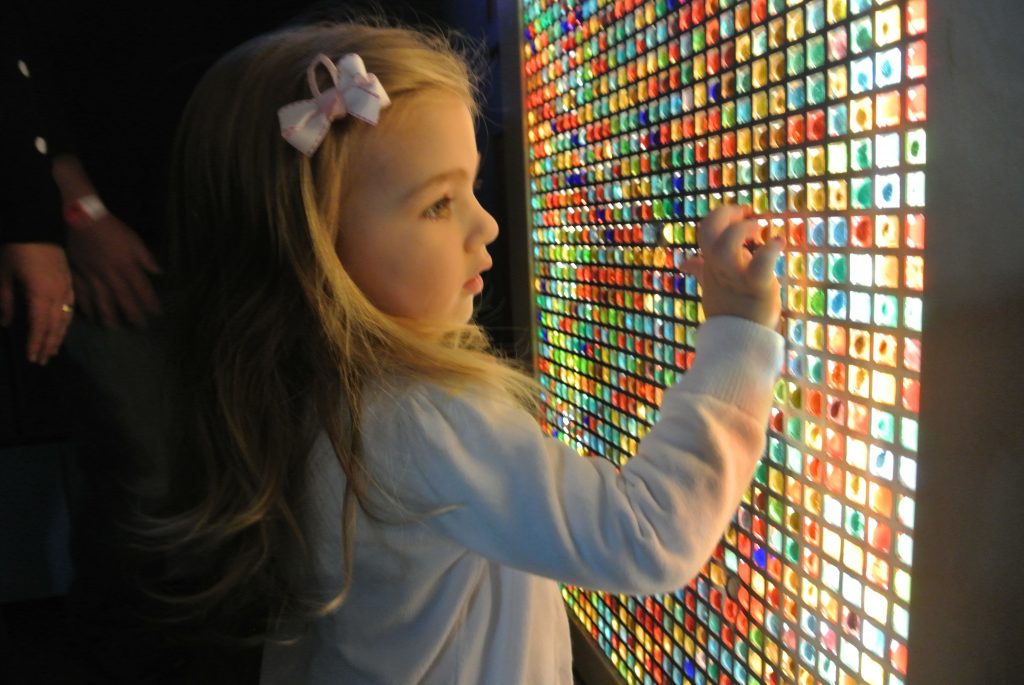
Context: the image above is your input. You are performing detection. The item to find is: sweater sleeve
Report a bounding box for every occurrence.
[363,316,784,596]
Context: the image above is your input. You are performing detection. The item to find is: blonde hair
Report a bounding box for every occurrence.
[148,22,538,637]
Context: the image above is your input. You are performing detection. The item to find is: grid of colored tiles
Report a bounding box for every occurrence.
[520,0,926,684]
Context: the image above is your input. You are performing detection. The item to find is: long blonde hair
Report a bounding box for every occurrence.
[148,22,538,636]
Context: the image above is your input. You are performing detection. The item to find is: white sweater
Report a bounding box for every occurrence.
[260,316,784,685]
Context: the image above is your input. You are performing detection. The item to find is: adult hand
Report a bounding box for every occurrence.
[66,213,162,328]
[52,154,162,328]
[0,242,75,364]
[680,205,784,329]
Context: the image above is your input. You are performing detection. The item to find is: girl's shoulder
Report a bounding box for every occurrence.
[354,378,544,508]
[364,377,523,438]
[361,376,542,464]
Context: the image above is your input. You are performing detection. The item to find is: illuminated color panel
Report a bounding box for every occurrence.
[520,0,927,683]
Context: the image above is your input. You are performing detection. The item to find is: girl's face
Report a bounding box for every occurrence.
[335,94,498,327]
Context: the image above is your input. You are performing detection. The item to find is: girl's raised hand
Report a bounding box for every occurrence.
[680,205,784,329]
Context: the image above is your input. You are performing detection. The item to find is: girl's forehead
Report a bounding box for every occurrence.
[375,92,474,139]
[351,95,478,188]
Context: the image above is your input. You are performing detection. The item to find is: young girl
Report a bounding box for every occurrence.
[156,21,784,685]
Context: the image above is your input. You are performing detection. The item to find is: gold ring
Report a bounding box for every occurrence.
[61,303,73,314]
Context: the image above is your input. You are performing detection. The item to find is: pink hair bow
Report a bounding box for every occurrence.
[278,53,391,157]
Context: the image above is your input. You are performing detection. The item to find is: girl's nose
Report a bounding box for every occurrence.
[480,209,499,246]
[470,198,500,247]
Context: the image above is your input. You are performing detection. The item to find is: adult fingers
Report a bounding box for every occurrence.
[25,295,54,364]
[89,276,119,328]
[123,260,162,316]
[73,272,98,323]
[106,272,147,326]
[38,306,72,365]
[136,243,164,275]
[44,286,76,362]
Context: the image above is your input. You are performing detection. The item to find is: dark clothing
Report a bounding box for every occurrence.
[7,1,308,257]
[2,4,457,682]
[1,3,306,682]
[2,0,452,250]
[0,2,66,245]
[0,2,74,447]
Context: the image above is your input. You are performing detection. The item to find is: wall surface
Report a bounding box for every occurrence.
[498,1,1024,684]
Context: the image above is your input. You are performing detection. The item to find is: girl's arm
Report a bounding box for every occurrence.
[363,315,782,596]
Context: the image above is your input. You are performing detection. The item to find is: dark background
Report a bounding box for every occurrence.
[0,0,522,448]
[0,1,526,683]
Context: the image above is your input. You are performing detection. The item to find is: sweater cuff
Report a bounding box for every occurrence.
[676,316,785,417]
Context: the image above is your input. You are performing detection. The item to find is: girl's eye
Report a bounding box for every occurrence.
[423,195,452,220]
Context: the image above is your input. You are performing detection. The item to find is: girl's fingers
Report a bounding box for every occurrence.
[697,206,784,292]
[698,205,751,248]
[747,238,785,285]
[676,255,704,279]
[711,218,762,269]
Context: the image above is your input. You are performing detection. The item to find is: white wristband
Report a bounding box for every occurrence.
[63,194,109,228]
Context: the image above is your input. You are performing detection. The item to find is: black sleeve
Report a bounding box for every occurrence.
[0,1,71,245]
